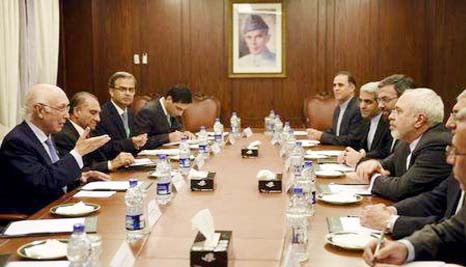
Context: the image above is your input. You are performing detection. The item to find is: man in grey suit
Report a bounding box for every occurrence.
[307,71,365,148]
[363,106,466,266]
[360,89,466,239]
[357,89,451,201]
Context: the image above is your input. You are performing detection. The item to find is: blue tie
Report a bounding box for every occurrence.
[45,138,59,163]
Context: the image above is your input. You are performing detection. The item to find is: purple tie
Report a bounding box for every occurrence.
[45,138,59,163]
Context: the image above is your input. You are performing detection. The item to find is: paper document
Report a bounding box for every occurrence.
[339,216,379,234]
[307,150,342,157]
[138,148,179,156]
[128,158,154,167]
[73,191,116,198]
[3,218,85,236]
[319,163,355,172]
[403,262,463,267]
[327,184,371,195]
[81,181,138,191]
[6,261,69,267]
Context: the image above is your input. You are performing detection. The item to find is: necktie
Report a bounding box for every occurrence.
[167,115,172,127]
[121,111,130,137]
[455,191,465,215]
[45,138,59,163]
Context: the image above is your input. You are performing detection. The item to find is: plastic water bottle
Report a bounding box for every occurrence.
[230,112,241,138]
[264,110,276,135]
[282,129,296,159]
[299,161,316,216]
[179,136,191,175]
[198,126,210,159]
[273,115,283,140]
[213,118,224,147]
[286,187,309,262]
[290,141,304,180]
[125,178,145,241]
[281,121,291,145]
[67,223,91,267]
[156,155,172,205]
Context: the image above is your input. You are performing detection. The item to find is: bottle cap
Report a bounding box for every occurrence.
[73,223,85,233]
[158,154,167,160]
[129,178,138,187]
[304,160,313,167]
[293,187,304,194]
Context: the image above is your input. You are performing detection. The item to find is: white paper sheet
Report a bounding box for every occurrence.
[128,158,154,167]
[146,199,162,229]
[81,181,138,191]
[403,262,462,267]
[339,216,379,234]
[292,130,308,136]
[138,148,179,156]
[110,241,135,267]
[4,218,85,236]
[306,150,342,157]
[327,184,371,195]
[319,163,355,172]
[73,191,116,198]
[6,261,69,267]
[172,172,186,191]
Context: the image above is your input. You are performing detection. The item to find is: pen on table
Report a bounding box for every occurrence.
[372,231,385,267]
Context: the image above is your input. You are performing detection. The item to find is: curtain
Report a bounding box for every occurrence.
[0,0,20,128]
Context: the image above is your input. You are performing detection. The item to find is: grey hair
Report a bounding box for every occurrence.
[403,88,444,126]
[360,81,380,94]
[457,89,466,101]
[457,107,466,121]
[23,89,47,121]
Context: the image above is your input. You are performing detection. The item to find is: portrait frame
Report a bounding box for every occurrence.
[227,0,286,78]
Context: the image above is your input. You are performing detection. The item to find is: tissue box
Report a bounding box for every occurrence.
[258,173,282,193]
[191,172,216,191]
[190,230,232,267]
[241,147,259,158]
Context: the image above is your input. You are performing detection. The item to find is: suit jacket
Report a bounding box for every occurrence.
[0,121,81,215]
[372,123,452,201]
[320,96,365,147]
[94,101,138,159]
[134,98,183,149]
[359,116,392,159]
[54,120,109,172]
[391,174,461,239]
[406,202,466,265]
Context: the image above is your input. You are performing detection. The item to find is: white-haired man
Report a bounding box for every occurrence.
[0,84,110,215]
[338,81,392,167]
[356,88,452,201]
[363,106,466,266]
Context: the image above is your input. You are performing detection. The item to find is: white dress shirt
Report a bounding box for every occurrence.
[159,97,171,126]
[367,113,382,150]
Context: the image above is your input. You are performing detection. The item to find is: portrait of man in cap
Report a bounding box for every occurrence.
[238,14,277,68]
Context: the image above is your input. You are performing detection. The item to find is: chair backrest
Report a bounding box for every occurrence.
[303,91,337,131]
[182,95,221,132]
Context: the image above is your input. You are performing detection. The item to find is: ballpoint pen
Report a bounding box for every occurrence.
[372,231,385,267]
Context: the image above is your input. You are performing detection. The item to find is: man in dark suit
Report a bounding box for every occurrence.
[377,74,416,153]
[359,90,466,239]
[134,85,194,148]
[0,84,110,215]
[357,89,452,201]
[93,72,148,159]
[363,106,466,266]
[338,81,392,167]
[54,92,135,172]
[307,71,365,148]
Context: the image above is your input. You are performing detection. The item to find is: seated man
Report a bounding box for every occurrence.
[134,85,194,148]
[54,92,135,172]
[363,106,466,266]
[357,88,451,201]
[360,89,466,239]
[0,84,110,215]
[94,71,148,159]
[376,74,415,153]
[338,81,392,167]
[307,71,365,148]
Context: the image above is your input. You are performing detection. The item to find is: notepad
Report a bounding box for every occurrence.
[2,217,97,236]
[319,183,371,195]
[73,191,116,198]
[318,163,355,173]
[81,181,139,191]
[138,148,179,156]
[128,158,154,167]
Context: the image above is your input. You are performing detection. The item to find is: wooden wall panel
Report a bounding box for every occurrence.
[59,0,466,127]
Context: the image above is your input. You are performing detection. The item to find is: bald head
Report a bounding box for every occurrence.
[25,84,70,135]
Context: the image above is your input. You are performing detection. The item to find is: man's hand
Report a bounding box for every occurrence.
[363,240,408,266]
[80,170,111,183]
[169,131,184,142]
[307,128,323,140]
[183,131,196,140]
[360,204,396,231]
[74,128,110,156]
[345,147,365,168]
[132,133,147,150]
[356,159,390,183]
[110,152,135,170]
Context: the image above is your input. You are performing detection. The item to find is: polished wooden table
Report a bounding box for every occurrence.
[0,132,391,266]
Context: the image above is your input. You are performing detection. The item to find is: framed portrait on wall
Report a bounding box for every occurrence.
[228,1,286,78]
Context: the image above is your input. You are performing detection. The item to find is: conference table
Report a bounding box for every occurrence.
[0,131,391,266]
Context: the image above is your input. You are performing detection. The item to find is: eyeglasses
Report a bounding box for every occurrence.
[446,145,466,160]
[38,103,70,113]
[376,96,398,104]
[113,86,135,94]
